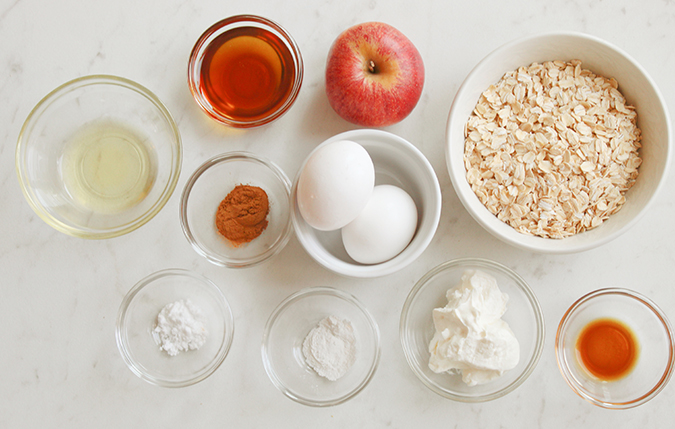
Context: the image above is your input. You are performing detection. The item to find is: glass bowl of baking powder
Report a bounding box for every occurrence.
[116,268,234,387]
[261,287,380,406]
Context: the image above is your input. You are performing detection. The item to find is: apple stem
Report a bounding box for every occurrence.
[368,60,378,74]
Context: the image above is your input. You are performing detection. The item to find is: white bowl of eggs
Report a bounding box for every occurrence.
[291,129,442,278]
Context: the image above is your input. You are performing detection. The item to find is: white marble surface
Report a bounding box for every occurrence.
[2,0,674,426]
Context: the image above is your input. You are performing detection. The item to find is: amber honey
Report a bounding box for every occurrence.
[576,318,639,381]
[199,26,296,123]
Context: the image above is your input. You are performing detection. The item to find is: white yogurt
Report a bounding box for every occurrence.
[428,269,520,386]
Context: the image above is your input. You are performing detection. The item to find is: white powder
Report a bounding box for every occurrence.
[153,299,208,357]
[302,315,357,381]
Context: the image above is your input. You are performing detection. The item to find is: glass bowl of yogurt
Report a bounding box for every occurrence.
[400,258,545,402]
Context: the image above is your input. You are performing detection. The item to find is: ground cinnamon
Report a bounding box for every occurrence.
[215,184,269,246]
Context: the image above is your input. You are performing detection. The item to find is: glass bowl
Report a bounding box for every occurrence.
[261,287,380,407]
[188,15,304,127]
[400,258,545,402]
[291,129,441,278]
[556,288,675,409]
[180,152,292,268]
[116,269,234,388]
[16,75,182,239]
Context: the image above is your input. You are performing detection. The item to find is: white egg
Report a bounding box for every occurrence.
[297,140,374,231]
[341,185,418,264]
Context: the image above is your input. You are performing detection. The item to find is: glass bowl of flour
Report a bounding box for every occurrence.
[116,269,234,387]
[400,258,545,402]
[262,287,380,406]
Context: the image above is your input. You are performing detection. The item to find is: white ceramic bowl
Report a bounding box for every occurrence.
[261,287,380,406]
[180,152,293,268]
[116,269,234,387]
[446,32,670,253]
[400,258,545,402]
[291,129,442,278]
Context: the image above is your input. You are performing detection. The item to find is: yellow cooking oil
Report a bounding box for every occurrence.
[61,120,156,214]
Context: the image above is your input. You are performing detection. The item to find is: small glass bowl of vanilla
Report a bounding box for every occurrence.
[556,288,675,409]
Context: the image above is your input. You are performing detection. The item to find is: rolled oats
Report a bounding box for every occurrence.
[463,60,642,239]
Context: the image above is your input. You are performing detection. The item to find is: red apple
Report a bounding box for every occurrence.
[325,22,425,127]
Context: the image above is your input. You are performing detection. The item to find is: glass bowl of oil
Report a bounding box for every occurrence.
[188,15,304,128]
[16,75,182,239]
[556,288,675,409]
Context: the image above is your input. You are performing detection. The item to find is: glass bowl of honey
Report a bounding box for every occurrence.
[556,288,675,409]
[188,15,304,128]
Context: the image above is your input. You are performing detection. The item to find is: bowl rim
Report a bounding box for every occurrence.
[187,14,304,128]
[179,151,293,268]
[555,287,675,409]
[400,257,545,402]
[115,268,234,388]
[290,129,442,278]
[261,286,381,407]
[15,74,183,239]
[445,31,672,254]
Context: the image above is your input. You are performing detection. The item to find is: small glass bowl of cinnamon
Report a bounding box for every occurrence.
[180,152,293,268]
[556,288,675,409]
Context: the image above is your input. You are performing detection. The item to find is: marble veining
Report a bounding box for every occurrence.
[1,0,675,427]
